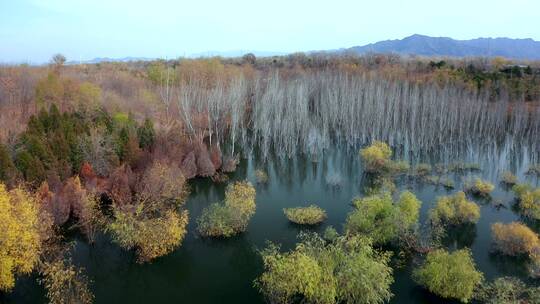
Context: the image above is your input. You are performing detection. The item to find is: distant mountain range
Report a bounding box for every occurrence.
[65,35,540,65]
[189,50,287,58]
[66,57,155,65]
[339,34,540,60]
[67,51,287,65]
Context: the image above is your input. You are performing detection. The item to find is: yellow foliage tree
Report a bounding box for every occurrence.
[359,141,409,175]
[491,222,540,256]
[76,82,102,112]
[224,181,256,220]
[0,183,41,291]
[359,141,392,173]
[197,181,257,237]
[429,192,480,226]
[40,258,94,304]
[108,203,189,263]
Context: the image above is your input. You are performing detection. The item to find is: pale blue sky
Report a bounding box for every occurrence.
[1,0,539,63]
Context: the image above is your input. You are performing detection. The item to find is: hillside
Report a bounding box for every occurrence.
[343,34,540,59]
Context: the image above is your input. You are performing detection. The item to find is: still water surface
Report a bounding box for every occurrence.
[3,147,540,304]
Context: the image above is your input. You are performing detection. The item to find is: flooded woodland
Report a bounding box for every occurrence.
[1,55,540,303]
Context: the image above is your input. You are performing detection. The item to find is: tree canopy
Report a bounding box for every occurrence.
[0,183,42,291]
[255,232,394,304]
[413,248,483,303]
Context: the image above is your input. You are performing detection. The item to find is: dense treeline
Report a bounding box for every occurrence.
[2,54,540,153]
[9,105,155,186]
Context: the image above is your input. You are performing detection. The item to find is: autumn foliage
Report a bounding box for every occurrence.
[491,222,540,256]
[429,192,480,226]
[198,181,256,237]
[0,183,42,291]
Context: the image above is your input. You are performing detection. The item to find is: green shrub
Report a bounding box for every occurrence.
[387,160,410,174]
[137,118,155,149]
[0,144,18,184]
[512,183,532,197]
[429,192,480,226]
[35,72,64,108]
[197,203,240,237]
[414,163,432,176]
[365,177,397,195]
[76,82,102,112]
[255,169,268,183]
[284,205,327,225]
[360,141,391,168]
[526,164,540,176]
[255,233,393,304]
[223,181,256,221]
[511,183,540,220]
[346,193,397,244]
[397,191,422,230]
[413,249,483,303]
[500,171,517,185]
[14,150,46,185]
[197,181,256,237]
[322,226,339,242]
[466,178,495,196]
[359,141,410,175]
[474,276,540,304]
[345,191,421,244]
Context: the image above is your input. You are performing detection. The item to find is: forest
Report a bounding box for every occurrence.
[1,53,540,303]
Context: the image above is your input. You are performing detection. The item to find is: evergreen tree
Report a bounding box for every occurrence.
[137,118,155,150]
[0,144,18,184]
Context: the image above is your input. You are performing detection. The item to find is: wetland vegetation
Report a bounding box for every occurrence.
[0,53,539,303]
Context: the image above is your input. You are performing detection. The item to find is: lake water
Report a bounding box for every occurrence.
[2,146,540,304]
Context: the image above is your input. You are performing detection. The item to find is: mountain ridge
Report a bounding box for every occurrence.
[342,34,540,59]
[64,35,540,65]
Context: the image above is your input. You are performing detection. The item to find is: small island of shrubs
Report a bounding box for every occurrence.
[465,177,495,197]
[197,181,256,237]
[360,141,409,175]
[413,248,483,303]
[500,171,518,185]
[345,191,421,244]
[491,221,540,278]
[512,183,540,220]
[475,276,540,303]
[255,232,393,304]
[429,191,480,227]
[283,205,327,225]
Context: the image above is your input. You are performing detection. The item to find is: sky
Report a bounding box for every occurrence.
[1,0,539,63]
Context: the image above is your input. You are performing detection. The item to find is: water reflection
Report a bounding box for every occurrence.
[2,144,539,304]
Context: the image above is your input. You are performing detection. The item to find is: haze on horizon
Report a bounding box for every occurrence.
[1,0,539,63]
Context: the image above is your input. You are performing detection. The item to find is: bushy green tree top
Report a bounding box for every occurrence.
[255,232,394,304]
[359,141,409,176]
[0,144,17,184]
[512,183,540,220]
[475,276,540,304]
[197,181,257,238]
[284,205,327,225]
[413,248,483,303]
[345,191,421,244]
[429,192,480,226]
